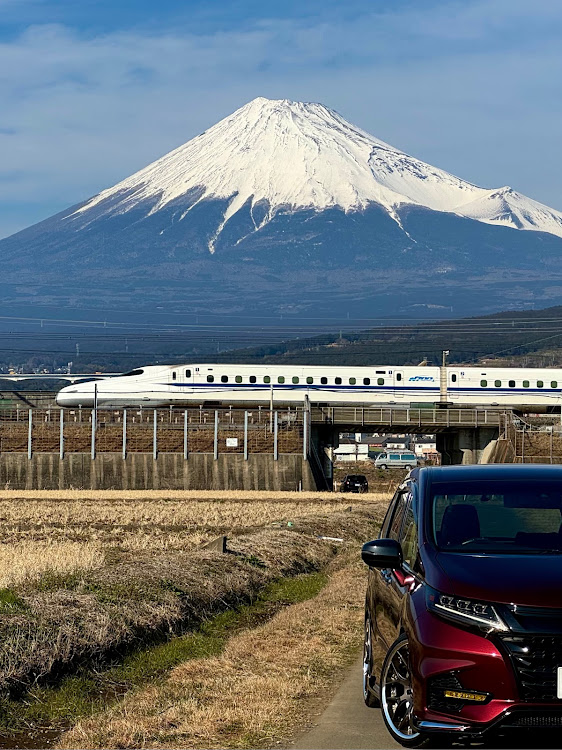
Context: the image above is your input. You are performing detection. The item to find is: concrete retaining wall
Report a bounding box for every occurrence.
[0,453,317,491]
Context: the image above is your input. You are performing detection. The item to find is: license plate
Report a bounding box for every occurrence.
[557,667,562,699]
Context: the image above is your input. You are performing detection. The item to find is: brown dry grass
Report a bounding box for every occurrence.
[0,489,384,500]
[0,489,388,698]
[0,541,103,588]
[0,491,388,566]
[59,559,366,750]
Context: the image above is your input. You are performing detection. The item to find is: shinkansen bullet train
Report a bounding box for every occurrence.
[55,363,562,411]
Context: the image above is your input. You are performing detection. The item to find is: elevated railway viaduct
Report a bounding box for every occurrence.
[0,402,507,490]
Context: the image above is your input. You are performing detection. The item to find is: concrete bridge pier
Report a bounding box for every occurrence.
[437,427,499,465]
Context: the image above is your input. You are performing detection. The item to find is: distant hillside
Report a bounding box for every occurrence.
[216,305,562,368]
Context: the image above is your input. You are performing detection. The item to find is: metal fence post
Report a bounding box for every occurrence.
[59,408,64,460]
[214,410,219,460]
[303,408,308,461]
[274,411,278,460]
[184,409,188,460]
[244,410,248,460]
[122,409,127,460]
[153,409,158,461]
[27,409,32,460]
[91,408,96,460]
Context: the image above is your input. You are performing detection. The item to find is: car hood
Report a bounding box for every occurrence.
[425,547,562,607]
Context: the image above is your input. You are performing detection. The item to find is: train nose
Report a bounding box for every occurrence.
[56,386,94,407]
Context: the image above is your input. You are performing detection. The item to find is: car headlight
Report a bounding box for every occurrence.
[426,587,508,632]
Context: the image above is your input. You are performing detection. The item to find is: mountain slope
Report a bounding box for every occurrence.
[1,97,562,326]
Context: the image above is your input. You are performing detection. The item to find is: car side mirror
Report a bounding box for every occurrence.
[361,538,403,569]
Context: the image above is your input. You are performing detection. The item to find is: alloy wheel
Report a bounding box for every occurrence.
[381,636,420,743]
[363,616,378,706]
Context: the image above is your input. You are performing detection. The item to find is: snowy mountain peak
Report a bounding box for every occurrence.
[73,97,562,244]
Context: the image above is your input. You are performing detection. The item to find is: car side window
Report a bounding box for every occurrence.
[388,492,408,541]
[380,493,399,537]
[400,496,418,569]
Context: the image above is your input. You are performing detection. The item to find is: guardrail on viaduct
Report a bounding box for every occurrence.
[0,407,308,460]
[311,406,507,429]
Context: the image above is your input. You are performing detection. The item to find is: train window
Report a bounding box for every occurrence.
[235,376,242,383]
[306,376,313,384]
[120,369,144,377]
[552,381,558,389]
[278,376,285,384]
[321,377,328,385]
[363,377,371,385]
[480,380,487,387]
[537,380,544,388]
[349,377,356,385]
[451,374,457,383]
[509,380,515,388]
[495,380,501,387]
[396,373,402,381]
[207,375,214,383]
[185,370,191,378]
[172,372,177,381]
[335,377,342,385]
[221,375,228,383]
[523,380,530,387]
[292,376,299,384]
[263,376,271,384]
[377,377,384,385]
[249,376,257,384]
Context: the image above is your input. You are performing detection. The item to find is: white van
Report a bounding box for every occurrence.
[374,451,417,470]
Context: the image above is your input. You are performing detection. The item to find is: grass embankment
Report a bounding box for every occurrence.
[0,572,329,745]
[0,491,388,746]
[60,560,367,749]
[333,461,406,492]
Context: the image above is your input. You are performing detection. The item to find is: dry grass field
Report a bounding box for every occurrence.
[0,489,387,588]
[0,488,391,748]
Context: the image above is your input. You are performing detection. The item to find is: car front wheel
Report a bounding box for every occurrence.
[363,613,379,707]
[380,634,428,747]
[379,464,388,470]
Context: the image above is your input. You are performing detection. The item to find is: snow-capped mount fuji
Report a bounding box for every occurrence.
[1,96,562,328]
[74,97,562,246]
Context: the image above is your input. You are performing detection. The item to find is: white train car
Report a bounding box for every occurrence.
[55,362,562,411]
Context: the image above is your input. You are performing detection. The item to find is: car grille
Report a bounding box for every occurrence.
[500,635,562,702]
[503,711,562,728]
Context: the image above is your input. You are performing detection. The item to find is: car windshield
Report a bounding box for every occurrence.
[347,476,364,482]
[430,480,562,554]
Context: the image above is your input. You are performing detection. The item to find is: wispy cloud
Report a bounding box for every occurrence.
[0,0,561,238]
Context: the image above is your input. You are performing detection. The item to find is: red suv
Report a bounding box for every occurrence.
[362,464,562,746]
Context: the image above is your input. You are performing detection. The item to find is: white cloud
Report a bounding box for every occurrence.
[0,0,561,238]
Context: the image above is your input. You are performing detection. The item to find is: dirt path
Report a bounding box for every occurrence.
[288,656,399,750]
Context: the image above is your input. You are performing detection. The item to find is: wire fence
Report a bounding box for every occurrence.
[501,414,562,464]
[0,407,305,457]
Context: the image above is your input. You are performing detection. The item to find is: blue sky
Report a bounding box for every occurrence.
[0,0,561,239]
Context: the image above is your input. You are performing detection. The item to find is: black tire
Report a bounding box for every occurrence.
[404,465,413,470]
[380,634,428,747]
[363,613,379,707]
[379,464,388,470]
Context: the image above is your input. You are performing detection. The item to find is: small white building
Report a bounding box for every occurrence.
[333,442,370,462]
[413,435,437,457]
